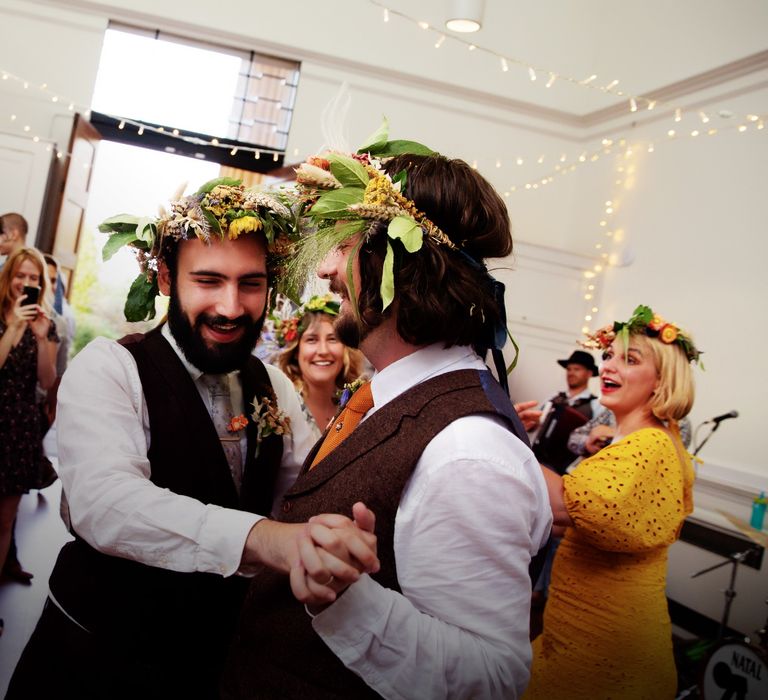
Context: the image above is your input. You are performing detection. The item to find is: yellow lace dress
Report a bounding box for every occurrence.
[525,428,694,700]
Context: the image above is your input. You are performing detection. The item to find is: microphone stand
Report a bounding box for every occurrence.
[690,547,757,640]
[693,420,722,457]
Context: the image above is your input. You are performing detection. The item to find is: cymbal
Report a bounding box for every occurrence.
[717,509,768,549]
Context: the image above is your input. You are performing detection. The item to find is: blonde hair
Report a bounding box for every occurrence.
[277,312,366,399]
[628,332,695,422]
[0,247,52,319]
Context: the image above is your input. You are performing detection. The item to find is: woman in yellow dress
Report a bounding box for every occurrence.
[526,305,700,700]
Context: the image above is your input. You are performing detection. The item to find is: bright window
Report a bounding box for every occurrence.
[90,24,299,150]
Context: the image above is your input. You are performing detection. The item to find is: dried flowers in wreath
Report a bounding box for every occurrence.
[98,178,298,322]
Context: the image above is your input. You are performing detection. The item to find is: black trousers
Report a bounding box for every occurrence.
[7,598,222,700]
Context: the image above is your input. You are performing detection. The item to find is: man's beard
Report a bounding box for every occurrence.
[329,277,371,349]
[335,311,362,349]
[167,289,265,374]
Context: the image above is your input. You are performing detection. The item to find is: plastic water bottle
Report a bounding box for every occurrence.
[751,491,767,531]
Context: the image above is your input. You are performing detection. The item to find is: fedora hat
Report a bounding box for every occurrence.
[557,350,598,376]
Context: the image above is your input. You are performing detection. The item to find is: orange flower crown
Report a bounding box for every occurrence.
[582,304,702,365]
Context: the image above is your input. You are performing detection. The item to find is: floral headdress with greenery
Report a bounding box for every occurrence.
[284,118,519,391]
[268,293,341,348]
[582,304,702,365]
[284,118,458,312]
[98,178,296,322]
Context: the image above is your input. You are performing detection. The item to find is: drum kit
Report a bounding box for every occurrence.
[676,545,767,700]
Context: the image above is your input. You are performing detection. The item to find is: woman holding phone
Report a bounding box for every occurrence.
[0,247,58,608]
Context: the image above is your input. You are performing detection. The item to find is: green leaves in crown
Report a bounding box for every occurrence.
[305,118,436,312]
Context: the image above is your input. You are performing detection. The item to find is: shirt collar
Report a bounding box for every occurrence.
[569,387,594,401]
[370,344,486,411]
[161,324,204,381]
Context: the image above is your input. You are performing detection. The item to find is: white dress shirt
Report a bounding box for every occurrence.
[312,345,552,700]
[56,328,315,578]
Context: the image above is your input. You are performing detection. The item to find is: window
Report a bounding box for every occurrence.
[90,24,300,157]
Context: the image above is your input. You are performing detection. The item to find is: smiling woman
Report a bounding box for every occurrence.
[527,305,700,699]
[0,248,59,607]
[273,295,368,440]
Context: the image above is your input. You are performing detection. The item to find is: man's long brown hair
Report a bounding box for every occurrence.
[355,154,513,349]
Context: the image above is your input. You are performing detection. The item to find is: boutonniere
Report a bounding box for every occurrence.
[337,377,366,409]
[250,396,292,444]
[227,414,249,433]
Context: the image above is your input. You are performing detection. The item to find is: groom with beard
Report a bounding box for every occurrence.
[8,195,378,699]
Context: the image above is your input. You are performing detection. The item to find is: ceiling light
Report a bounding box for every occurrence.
[445,0,485,33]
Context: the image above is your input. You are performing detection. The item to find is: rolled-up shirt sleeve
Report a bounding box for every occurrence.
[312,415,552,699]
[57,337,260,576]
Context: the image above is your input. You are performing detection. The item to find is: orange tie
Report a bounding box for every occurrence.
[311,381,374,468]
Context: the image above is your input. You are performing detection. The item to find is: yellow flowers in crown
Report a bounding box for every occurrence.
[98,177,296,323]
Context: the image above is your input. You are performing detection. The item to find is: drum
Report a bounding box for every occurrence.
[700,639,768,700]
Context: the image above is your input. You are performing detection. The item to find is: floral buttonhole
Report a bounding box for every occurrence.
[227,414,249,433]
[337,377,366,409]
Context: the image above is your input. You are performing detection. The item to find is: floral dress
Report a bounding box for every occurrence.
[525,427,694,700]
[0,320,59,496]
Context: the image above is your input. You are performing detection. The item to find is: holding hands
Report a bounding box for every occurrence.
[290,502,378,608]
[243,502,379,607]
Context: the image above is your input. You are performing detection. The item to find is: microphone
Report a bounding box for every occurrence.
[707,410,739,424]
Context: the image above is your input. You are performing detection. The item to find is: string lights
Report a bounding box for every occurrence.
[369,1,763,125]
[499,115,764,198]
[0,68,287,163]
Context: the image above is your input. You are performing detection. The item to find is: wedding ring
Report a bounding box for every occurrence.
[321,575,335,586]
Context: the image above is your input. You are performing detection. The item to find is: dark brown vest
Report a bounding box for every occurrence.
[221,369,529,700]
[48,329,283,677]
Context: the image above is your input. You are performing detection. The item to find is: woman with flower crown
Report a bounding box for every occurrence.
[525,305,699,700]
[271,294,368,441]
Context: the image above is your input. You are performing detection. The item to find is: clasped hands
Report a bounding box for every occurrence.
[244,501,379,610]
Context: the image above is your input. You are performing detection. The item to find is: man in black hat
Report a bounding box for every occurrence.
[530,350,601,475]
[557,350,600,417]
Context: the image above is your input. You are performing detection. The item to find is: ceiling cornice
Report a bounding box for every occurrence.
[581,50,768,128]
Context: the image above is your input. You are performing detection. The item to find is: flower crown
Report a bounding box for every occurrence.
[269,293,341,348]
[582,304,702,364]
[285,118,460,312]
[98,177,297,322]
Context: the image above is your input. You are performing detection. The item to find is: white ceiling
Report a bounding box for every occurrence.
[30,0,768,122]
[350,0,768,116]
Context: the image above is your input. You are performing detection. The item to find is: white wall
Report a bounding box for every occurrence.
[0,0,106,241]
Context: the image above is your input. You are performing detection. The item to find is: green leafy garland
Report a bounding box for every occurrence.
[284,118,452,312]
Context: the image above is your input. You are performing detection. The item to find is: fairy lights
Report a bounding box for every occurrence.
[0,67,287,163]
[370,0,763,145]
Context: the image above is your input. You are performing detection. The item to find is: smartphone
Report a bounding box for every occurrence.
[21,285,40,306]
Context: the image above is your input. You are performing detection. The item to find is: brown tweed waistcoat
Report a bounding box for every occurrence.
[221,368,528,700]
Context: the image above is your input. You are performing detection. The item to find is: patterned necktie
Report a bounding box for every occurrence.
[310,381,374,469]
[202,374,243,493]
